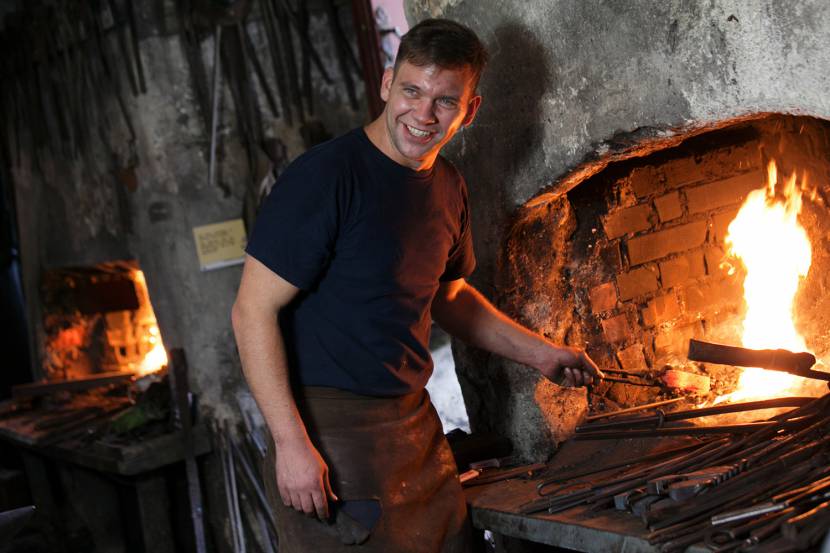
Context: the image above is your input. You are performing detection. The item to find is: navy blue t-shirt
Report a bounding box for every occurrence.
[245,128,475,396]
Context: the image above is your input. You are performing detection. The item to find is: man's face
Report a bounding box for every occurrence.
[378,61,482,170]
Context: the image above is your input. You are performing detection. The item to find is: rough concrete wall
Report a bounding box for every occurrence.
[406,0,830,461]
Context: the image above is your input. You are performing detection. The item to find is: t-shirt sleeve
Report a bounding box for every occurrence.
[439,180,476,282]
[245,158,341,290]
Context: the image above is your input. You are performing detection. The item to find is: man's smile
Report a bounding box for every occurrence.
[404,124,434,140]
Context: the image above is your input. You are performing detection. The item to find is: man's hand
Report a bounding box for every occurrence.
[537,345,604,387]
[275,437,338,520]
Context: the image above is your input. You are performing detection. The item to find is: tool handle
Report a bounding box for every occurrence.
[688,339,818,375]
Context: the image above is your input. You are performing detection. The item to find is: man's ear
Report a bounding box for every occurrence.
[462,95,482,127]
[379,67,394,103]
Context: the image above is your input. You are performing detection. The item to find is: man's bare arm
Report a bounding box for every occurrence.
[231,255,337,518]
[431,279,603,386]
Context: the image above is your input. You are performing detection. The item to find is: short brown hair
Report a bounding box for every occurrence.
[395,19,489,89]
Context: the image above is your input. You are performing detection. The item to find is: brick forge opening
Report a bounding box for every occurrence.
[501,114,830,411]
[39,260,168,383]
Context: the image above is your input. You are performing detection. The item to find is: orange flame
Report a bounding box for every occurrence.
[133,271,168,377]
[722,161,813,401]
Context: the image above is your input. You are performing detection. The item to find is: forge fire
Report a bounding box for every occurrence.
[41,263,168,381]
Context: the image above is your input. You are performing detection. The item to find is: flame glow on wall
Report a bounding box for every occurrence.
[724,161,814,400]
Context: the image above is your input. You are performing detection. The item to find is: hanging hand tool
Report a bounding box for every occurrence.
[42,6,75,159]
[126,0,147,93]
[192,0,259,191]
[107,0,140,96]
[260,0,293,125]
[297,0,313,115]
[272,0,304,124]
[240,24,280,118]
[323,0,359,110]
[174,0,213,136]
[84,0,136,142]
[208,24,223,193]
[274,0,332,84]
[231,20,263,180]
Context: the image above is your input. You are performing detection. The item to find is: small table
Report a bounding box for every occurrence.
[0,402,211,553]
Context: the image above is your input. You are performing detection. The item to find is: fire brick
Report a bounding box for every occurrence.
[704,247,729,277]
[589,282,617,313]
[654,192,683,222]
[616,266,659,301]
[616,344,647,372]
[601,314,631,343]
[659,252,706,289]
[602,204,652,239]
[641,293,681,327]
[627,221,707,266]
[683,279,743,315]
[686,169,765,214]
[629,166,660,199]
[653,321,703,360]
[703,144,761,181]
[663,157,702,188]
[712,208,740,244]
[597,242,623,272]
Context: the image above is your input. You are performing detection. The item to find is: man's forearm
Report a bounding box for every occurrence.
[231,302,308,445]
[432,282,550,370]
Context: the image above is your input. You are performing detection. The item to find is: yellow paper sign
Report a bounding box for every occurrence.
[193,219,247,271]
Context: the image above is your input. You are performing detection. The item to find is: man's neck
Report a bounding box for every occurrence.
[364,118,436,172]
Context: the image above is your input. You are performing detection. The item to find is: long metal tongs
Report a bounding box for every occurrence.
[601,368,659,387]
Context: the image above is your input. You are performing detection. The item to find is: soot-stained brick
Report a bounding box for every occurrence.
[616,344,648,372]
[659,252,706,288]
[617,266,660,301]
[603,204,653,239]
[686,170,765,214]
[654,191,683,222]
[602,314,631,343]
[629,166,661,199]
[627,221,707,266]
[589,282,618,313]
[641,293,681,327]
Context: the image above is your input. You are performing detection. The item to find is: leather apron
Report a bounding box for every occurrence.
[263,387,471,553]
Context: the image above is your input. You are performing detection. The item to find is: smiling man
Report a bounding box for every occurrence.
[232,19,602,553]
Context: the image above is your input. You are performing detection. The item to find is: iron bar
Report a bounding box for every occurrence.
[576,397,813,433]
[585,397,686,422]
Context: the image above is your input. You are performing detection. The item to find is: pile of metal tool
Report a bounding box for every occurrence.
[216,401,279,553]
[523,393,830,552]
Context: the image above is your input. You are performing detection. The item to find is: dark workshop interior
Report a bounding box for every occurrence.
[2,1,830,552]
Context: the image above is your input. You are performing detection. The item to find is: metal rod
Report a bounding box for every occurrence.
[208,25,222,192]
[586,397,686,421]
[574,420,808,440]
[577,397,814,433]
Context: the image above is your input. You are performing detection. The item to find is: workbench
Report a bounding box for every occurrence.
[464,438,711,553]
[0,398,211,553]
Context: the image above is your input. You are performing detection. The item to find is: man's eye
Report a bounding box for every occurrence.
[438,98,458,109]
[403,88,417,96]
